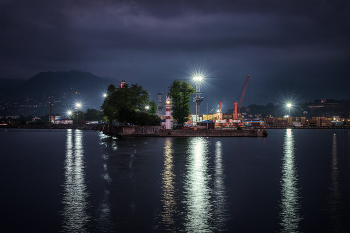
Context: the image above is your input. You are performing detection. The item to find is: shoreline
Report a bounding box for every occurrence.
[1,124,349,131]
[0,124,100,130]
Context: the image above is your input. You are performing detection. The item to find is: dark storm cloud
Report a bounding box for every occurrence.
[1,0,349,106]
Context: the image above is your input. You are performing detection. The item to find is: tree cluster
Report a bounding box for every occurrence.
[70,108,104,123]
[101,83,160,126]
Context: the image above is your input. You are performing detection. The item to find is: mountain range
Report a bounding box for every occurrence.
[0,70,119,117]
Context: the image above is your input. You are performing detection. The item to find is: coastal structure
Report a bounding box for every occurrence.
[165,96,172,129]
[101,125,267,137]
[54,118,73,124]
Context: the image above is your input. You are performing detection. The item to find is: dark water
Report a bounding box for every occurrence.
[1,129,350,232]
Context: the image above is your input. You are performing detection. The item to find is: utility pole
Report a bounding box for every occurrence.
[50,99,52,124]
[207,102,208,120]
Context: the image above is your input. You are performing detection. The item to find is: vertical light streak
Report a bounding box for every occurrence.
[279,129,301,232]
[184,137,211,232]
[161,138,178,231]
[62,129,89,233]
[97,131,112,231]
[213,140,228,230]
[329,133,341,231]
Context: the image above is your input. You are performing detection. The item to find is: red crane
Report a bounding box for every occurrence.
[218,101,223,120]
[234,75,250,120]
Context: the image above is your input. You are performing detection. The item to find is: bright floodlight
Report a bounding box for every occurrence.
[67,110,72,116]
[76,102,82,108]
[193,76,203,81]
[287,103,292,108]
[103,93,107,98]
[145,105,149,110]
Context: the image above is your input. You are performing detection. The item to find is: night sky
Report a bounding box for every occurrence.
[1,0,349,111]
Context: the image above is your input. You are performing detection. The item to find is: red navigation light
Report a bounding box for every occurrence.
[120,80,126,89]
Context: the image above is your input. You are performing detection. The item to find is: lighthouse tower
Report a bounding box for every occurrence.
[165,96,172,129]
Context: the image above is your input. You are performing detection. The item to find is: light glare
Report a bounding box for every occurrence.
[194,76,203,81]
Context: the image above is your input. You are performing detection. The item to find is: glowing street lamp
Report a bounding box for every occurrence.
[193,76,203,81]
[145,105,149,110]
[103,93,107,98]
[67,110,72,118]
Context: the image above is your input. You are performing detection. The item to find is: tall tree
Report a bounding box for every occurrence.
[168,80,195,125]
[148,100,158,115]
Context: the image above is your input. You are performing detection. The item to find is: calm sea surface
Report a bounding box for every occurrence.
[1,128,350,232]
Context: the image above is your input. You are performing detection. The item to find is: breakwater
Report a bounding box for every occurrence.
[101,125,267,137]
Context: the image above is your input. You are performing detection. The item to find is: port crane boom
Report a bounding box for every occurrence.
[218,101,223,120]
[234,75,250,120]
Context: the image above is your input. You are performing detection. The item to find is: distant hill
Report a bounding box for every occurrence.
[0,70,119,116]
[9,70,116,96]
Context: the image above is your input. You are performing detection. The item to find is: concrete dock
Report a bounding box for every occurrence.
[101,125,267,137]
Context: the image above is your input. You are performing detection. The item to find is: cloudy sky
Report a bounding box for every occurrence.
[1,0,349,110]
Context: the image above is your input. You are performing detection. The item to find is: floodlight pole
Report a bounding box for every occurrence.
[193,77,203,126]
[287,103,292,117]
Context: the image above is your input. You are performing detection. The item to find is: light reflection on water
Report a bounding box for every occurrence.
[183,137,211,232]
[212,141,228,230]
[160,138,178,231]
[62,129,90,232]
[4,128,350,232]
[96,132,112,231]
[329,133,341,232]
[159,137,229,232]
[279,129,301,232]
